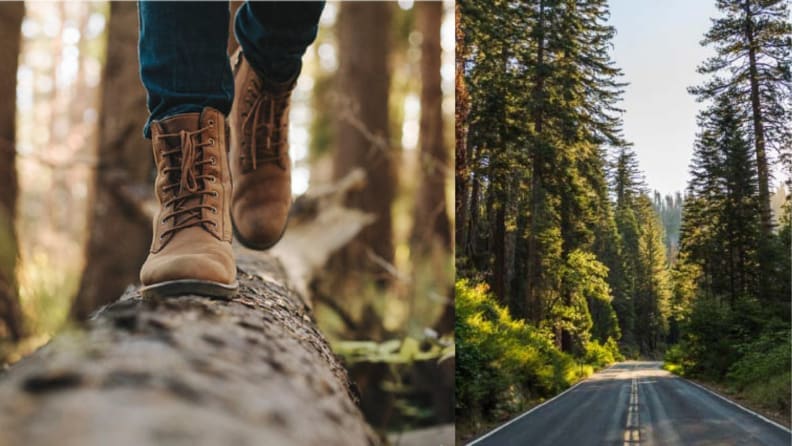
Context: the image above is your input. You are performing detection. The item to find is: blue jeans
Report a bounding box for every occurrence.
[138,1,325,138]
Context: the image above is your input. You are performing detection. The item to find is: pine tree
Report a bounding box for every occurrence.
[690,0,792,243]
[459,0,642,357]
[633,195,671,353]
[680,93,761,305]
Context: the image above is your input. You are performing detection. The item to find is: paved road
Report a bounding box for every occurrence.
[469,361,791,446]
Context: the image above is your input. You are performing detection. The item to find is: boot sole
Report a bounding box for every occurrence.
[140,279,239,299]
[231,217,289,251]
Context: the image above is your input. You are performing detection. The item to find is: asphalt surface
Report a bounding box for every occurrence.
[469,361,791,446]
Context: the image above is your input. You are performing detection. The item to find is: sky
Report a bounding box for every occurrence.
[608,0,719,196]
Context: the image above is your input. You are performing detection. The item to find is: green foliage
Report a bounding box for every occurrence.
[583,338,622,369]
[455,280,614,422]
[610,166,671,355]
[669,3,791,417]
[19,253,77,339]
[690,0,791,160]
[665,298,791,413]
[668,297,741,380]
[548,249,620,352]
[332,336,453,365]
[728,327,790,384]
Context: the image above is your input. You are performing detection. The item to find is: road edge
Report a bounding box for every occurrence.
[466,364,617,445]
[681,377,792,434]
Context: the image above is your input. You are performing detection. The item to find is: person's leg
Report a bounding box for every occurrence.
[137,1,237,298]
[234,1,325,83]
[228,2,324,250]
[138,0,234,138]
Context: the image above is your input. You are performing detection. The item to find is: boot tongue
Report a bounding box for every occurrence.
[156,113,206,231]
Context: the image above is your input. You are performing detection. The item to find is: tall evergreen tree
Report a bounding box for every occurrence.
[690,0,791,242]
[680,93,761,305]
[458,0,674,359]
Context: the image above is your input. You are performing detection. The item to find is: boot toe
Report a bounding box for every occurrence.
[232,199,290,249]
[141,252,236,287]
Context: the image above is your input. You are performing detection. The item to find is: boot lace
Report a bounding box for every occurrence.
[240,78,290,171]
[157,126,218,239]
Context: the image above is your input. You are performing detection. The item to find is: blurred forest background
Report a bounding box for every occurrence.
[0,0,454,437]
[455,0,790,441]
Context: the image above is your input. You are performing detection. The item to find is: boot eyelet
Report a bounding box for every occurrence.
[208,138,215,145]
[211,207,217,214]
[208,119,215,127]
[210,157,217,165]
[210,177,217,183]
[212,191,219,197]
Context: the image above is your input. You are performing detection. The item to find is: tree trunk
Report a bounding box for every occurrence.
[0,2,25,344]
[409,4,454,424]
[526,0,547,323]
[410,1,452,334]
[331,2,395,288]
[72,3,152,320]
[743,0,772,241]
[0,173,379,446]
[455,2,470,256]
[492,201,507,302]
[411,1,450,258]
[466,147,480,261]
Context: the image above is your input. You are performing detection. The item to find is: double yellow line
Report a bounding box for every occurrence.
[623,377,640,445]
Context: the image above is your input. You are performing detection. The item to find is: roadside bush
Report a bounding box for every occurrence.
[583,338,622,368]
[663,343,691,376]
[455,280,615,422]
[664,294,791,415]
[727,326,791,412]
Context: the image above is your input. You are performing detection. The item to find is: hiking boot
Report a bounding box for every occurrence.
[229,49,295,250]
[139,107,238,298]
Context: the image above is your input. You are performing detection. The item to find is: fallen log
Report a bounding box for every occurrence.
[0,171,380,446]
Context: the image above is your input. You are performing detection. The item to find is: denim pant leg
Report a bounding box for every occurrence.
[234,1,325,82]
[138,1,233,138]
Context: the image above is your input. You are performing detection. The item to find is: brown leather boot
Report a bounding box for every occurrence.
[229,50,294,250]
[139,108,238,298]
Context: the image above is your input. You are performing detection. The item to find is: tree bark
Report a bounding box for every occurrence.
[72,3,152,320]
[331,2,395,288]
[0,173,379,446]
[0,2,26,344]
[455,2,470,259]
[526,0,547,323]
[742,0,772,241]
[409,4,454,423]
[411,1,450,258]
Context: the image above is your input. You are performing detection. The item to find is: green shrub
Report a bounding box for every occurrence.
[665,294,791,415]
[583,338,621,368]
[663,344,691,376]
[726,327,791,412]
[455,280,617,422]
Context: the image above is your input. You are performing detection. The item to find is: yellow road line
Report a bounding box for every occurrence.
[623,377,640,445]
